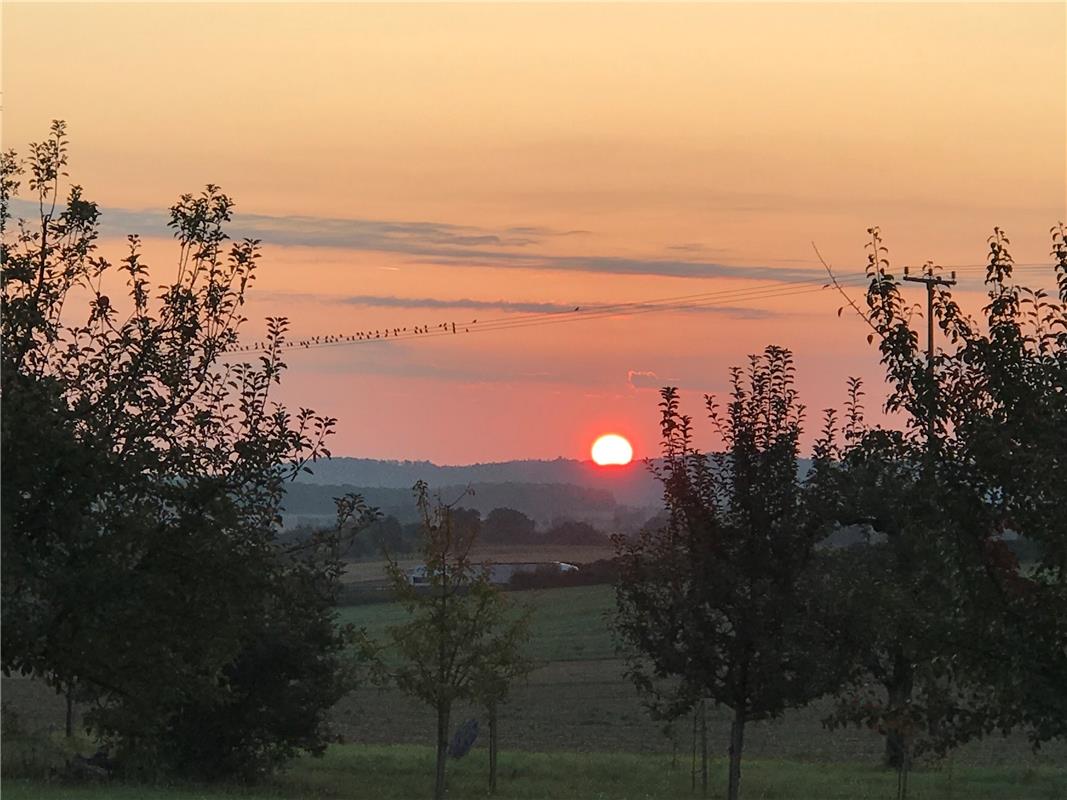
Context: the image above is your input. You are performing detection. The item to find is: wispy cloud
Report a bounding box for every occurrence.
[7,198,576,250]
[7,198,819,283]
[625,368,731,396]
[252,291,780,319]
[627,369,662,390]
[667,242,716,254]
[534,255,816,282]
[337,295,579,314]
[505,225,590,237]
[411,252,818,282]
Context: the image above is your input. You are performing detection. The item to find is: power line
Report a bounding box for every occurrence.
[220,262,1058,356]
[222,273,863,354]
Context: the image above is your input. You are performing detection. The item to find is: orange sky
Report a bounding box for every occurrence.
[4,2,1065,463]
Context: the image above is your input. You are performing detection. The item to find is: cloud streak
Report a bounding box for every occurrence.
[627,370,662,390]
[253,291,779,319]
[337,295,580,314]
[8,198,820,283]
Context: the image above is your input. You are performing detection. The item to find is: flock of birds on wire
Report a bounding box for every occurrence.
[226,321,478,352]
[219,262,1054,357]
[221,314,560,354]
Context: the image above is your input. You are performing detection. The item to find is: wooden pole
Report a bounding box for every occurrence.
[902,266,956,450]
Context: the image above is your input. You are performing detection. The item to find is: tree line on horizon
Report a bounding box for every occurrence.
[283,502,635,559]
[280,478,635,528]
[2,123,1064,800]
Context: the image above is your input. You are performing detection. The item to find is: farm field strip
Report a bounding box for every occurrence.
[330,585,1067,769]
[4,586,1062,790]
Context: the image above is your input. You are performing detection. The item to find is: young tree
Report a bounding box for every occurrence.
[369,482,531,800]
[614,348,842,800]
[1,121,376,778]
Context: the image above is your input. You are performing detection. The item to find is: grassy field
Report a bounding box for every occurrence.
[337,581,618,661]
[330,585,1066,768]
[3,584,1065,798]
[3,744,1066,800]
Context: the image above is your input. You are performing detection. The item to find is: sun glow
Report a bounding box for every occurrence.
[591,434,633,466]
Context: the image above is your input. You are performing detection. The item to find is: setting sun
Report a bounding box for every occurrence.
[591,434,633,466]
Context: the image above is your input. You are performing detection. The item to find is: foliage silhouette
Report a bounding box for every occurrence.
[812,227,1067,789]
[1,121,376,779]
[614,348,844,800]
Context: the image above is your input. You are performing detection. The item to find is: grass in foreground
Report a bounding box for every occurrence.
[2,744,1065,800]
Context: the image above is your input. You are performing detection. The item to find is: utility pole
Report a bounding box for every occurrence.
[902,265,956,448]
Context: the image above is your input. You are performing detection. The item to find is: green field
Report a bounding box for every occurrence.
[3,585,1065,798]
[3,744,1066,800]
[331,585,1064,767]
[337,582,618,662]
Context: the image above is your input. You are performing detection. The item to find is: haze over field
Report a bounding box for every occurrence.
[283,456,665,528]
[297,456,661,498]
[5,2,1064,463]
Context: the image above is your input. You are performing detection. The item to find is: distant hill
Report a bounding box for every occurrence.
[286,456,813,530]
[296,457,664,508]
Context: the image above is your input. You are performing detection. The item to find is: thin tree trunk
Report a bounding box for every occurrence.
[434,564,450,800]
[434,702,451,800]
[489,701,498,794]
[691,708,698,792]
[884,648,914,769]
[895,741,911,800]
[699,700,708,797]
[65,686,74,738]
[727,706,746,800]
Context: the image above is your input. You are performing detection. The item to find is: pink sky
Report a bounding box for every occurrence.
[5,3,1065,462]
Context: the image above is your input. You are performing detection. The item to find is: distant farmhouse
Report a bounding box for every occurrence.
[407,561,578,586]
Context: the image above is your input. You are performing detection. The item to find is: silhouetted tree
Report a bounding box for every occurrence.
[362,514,407,556]
[450,506,482,552]
[542,519,606,545]
[482,507,537,544]
[1,122,376,778]
[614,348,841,800]
[814,227,1067,788]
